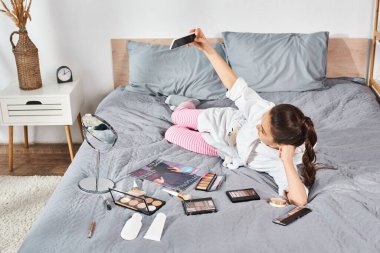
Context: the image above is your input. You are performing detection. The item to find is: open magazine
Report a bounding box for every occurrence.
[128,159,208,191]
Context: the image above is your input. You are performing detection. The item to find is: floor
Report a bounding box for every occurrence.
[0,143,81,176]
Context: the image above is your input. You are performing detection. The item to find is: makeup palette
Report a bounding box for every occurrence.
[182,197,217,215]
[195,172,225,192]
[272,206,312,226]
[226,188,260,203]
[109,188,165,216]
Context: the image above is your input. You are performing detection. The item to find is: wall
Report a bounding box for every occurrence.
[0,0,377,144]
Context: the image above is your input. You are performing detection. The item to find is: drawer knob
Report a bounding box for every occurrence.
[26,101,42,105]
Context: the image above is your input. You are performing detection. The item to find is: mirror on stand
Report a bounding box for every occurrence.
[78,113,118,194]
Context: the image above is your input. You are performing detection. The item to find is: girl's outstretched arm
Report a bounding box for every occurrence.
[188,28,237,90]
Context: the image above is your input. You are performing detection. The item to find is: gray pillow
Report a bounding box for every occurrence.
[125,41,227,100]
[222,31,329,92]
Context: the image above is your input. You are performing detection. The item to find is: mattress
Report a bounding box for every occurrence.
[19,79,380,253]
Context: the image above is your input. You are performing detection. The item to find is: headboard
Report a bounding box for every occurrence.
[111,37,371,89]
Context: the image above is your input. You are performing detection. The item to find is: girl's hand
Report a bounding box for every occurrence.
[168,166,181,173]
[187,28,213,54]
[279,144,296,163]
[153,176,165,184]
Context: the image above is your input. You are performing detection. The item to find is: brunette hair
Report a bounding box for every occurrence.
[270,104,317,187]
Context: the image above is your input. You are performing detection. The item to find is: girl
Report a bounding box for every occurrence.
[165,28,317,206]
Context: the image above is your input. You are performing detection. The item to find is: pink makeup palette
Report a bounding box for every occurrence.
[195,172,225,192]
[226,188,260,203]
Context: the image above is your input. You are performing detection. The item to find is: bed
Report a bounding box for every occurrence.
[19,36,380,253]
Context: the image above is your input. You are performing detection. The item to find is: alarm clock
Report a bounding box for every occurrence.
[57,66,73,83]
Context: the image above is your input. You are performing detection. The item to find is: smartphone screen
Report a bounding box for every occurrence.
[272,206,312,226]
[170,33,196,50]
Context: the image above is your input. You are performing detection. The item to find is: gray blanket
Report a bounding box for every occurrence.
[19,80,380,253]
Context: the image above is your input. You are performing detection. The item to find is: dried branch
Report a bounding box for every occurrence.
[0,0,9,11]
[26,0,31,21]
[0,0,33,30]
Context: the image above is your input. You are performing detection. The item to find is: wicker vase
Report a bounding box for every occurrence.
[10,31,42,90]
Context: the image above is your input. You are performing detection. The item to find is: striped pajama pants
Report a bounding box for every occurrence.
[164,101,218,156]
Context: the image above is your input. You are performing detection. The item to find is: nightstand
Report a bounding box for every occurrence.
[0,80,84,171]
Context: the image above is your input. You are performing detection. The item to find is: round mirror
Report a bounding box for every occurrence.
[82,114,118,151]
[78,114,118,194]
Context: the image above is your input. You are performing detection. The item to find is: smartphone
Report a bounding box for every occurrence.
[170,33,196,50]
[272,206,312,226]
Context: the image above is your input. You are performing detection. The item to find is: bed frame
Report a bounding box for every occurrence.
[111,37,372,89]
[369,0,380,94]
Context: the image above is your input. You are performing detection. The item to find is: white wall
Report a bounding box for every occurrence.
[0,0,377,144]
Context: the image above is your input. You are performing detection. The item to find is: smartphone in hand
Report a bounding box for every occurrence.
[170,33,196,50]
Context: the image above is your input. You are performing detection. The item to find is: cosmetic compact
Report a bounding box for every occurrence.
[182,197,217,215]
[109,188,166,216]
[226,188,260,203]
[268,197,287,208]
[195,172,225,192]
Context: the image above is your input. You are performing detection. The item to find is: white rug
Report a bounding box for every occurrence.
[0,176,62,253]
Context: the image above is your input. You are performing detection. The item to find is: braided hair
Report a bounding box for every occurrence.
[270,104,317,187]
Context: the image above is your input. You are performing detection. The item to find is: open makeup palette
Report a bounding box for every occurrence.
[109,188,166,216]
[182,197,217,215]
[195,172,225,192]
[226,188,260,203]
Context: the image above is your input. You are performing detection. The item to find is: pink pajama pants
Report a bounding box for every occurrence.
[164,101,218,156]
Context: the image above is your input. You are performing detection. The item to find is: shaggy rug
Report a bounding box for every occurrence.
[0,176,61,253]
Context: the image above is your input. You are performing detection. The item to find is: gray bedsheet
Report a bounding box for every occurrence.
[19,80,380,253]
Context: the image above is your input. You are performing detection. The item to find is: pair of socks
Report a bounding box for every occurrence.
[165,95,200,110]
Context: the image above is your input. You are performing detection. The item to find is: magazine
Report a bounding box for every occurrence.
[128,159,208,191]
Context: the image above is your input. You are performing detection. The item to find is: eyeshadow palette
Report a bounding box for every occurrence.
[226,188,260,203]
[272,206,312,226]
[182,197,217,215]
[195,172,225,192]
[109,188,165,216]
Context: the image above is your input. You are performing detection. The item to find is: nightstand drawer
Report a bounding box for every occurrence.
[0,97,70,125]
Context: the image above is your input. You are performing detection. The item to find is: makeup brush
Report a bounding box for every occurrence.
[88,221,96,239]
[132,180,139,190]
[127,180,146,197]
[162,188,192,200]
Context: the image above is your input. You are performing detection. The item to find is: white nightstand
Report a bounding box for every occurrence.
[0,80,84,171]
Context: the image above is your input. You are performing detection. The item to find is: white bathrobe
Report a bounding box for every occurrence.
[197,78,307,196]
